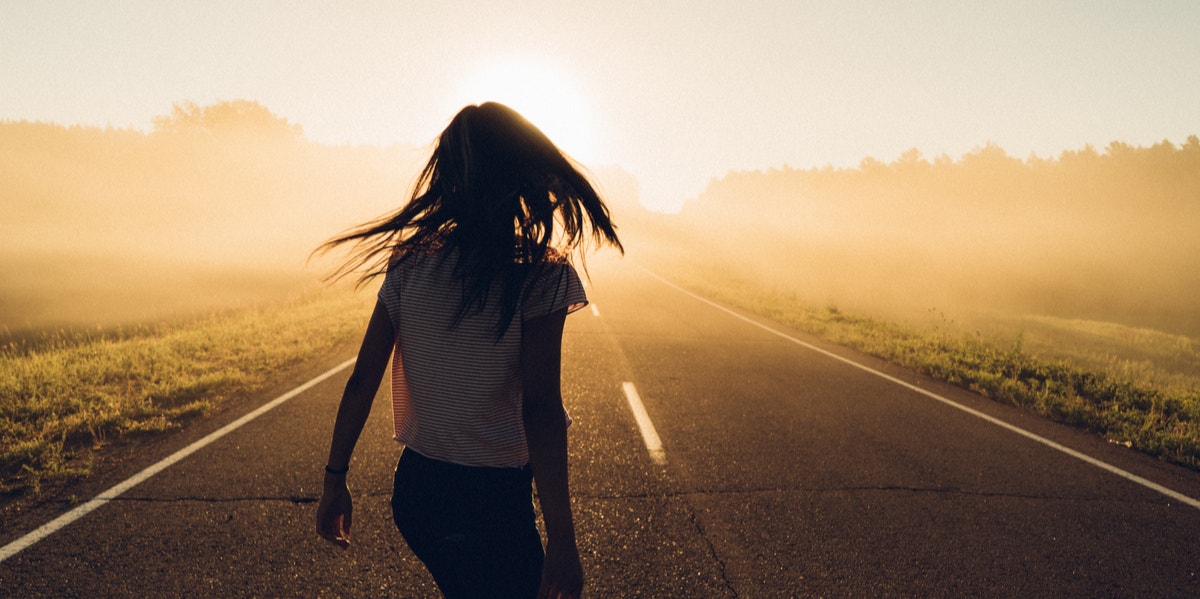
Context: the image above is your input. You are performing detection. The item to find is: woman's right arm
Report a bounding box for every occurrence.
[316,300,395,548]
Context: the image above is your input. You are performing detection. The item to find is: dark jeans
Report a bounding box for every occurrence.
[391,448,544,599]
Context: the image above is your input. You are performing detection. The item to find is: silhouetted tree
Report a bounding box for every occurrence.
[151,100,302,139]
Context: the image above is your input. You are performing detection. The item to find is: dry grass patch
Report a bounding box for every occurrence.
[651,259,1200,471]
[0,287,373,494]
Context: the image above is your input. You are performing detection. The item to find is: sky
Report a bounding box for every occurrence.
[3,0,1198,212]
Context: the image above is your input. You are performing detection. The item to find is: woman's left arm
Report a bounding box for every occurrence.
[316,300,395,548]
[522,307,584,598]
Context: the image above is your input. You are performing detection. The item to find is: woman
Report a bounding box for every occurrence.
[314,102,622,599]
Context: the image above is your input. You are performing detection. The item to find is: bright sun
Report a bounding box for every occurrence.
[449,59,596,163]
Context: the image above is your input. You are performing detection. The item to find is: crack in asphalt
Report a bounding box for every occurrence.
[97,495,320,504]
[680,495,740,599]
[574,484,1129,503]
[89,484,1132,508]
[96,489,397,505]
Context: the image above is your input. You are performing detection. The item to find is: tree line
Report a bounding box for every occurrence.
[1,100,425,268]
[665,136,1200,336]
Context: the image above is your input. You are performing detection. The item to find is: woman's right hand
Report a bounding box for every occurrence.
[315,474,353,548]
[317,301,394,550]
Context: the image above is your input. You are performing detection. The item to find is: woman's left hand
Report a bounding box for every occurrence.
[538,540,584,599]
[316,474,353,548]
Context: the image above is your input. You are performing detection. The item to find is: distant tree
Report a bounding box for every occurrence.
[151,100,303,139]
[1025,151,1051,169]
[858,156,887,176]
[1104,140,1137,162]
[960,142,1019,171]
[1057,143,1100,168]
[892,148,931,177]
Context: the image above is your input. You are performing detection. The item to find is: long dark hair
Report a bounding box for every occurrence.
[314,102,623,337]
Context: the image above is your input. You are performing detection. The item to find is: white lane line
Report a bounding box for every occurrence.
[622,382,666,466]
[590,304,601,317]
[641,267,1200,511]
[0,358,357,564]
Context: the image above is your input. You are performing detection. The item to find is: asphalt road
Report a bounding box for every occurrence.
[3,255,1200,597]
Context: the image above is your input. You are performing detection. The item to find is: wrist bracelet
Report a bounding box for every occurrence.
[324,464,349,474]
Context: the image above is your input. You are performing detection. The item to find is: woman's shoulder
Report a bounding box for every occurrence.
[388,236,450,268]
[525,250,578,285]
[521,251,586,317]
[541,247,573,267]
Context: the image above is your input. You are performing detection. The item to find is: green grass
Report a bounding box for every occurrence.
[0,287,374,495]
[655,262,1200,471]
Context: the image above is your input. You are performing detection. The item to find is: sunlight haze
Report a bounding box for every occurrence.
[449,58,597,163]
[3,0,1198,211]
[5,5,1200,592]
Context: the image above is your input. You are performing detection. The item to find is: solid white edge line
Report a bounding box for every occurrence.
[0,357,357,564]
[623,382,666,466]
[640,267,1200,511]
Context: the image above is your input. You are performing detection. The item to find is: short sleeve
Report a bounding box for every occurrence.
[377,265,402,328]
[521,262,588,321]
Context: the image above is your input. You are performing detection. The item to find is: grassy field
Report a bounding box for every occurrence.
[0,286,374,495]
[642,252,1200,472]
[6,242,1198,499]
[0,251,322,345]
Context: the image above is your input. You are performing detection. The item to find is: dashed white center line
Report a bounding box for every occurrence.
[622,382,666,465]
[590,304,600,317]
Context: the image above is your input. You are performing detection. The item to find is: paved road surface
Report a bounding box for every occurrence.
[3,255,1200,597]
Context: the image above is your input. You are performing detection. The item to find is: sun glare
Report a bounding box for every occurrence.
[449,60,596,163]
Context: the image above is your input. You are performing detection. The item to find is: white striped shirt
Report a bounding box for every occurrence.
[377,248,587,467]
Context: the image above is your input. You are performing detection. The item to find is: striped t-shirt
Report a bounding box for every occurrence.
[377,248,588,468]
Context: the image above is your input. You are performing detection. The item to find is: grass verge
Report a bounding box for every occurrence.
[0,286,374,495]
[656,262,1200,472]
